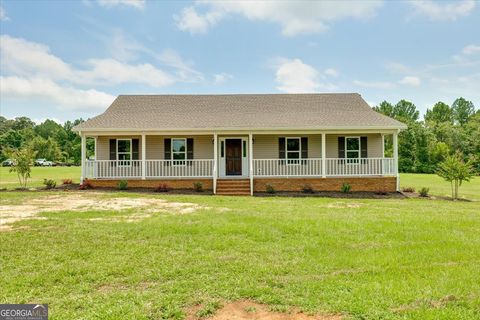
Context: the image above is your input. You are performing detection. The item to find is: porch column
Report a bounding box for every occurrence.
[321,133,326,178]
[213,133,218,194]
[141,134,146,180]
[80,133,86,183]
[393,131,399,191]
[381,134,385,158]
[249,133,253,195]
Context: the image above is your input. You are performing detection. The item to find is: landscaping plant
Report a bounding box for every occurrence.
[265,184,276,194]
[402,186,416,193]
[118,180,128,190]
[301,184,314,194]
[62,179,73,185]
[193,182,203,192]
[7,147,36,189]
[437,153,474,200]
[154,183,169,192]
[43,179,56,189]
[341,182,351,193]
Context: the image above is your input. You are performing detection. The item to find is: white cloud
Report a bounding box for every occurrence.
[274,58,336,93]
[0,76,115,111]
[353,80,395,89]
[175,1,383,36]
[157,49,205,82]
[408,0,475,21]
[213,72,233,84]
[463,44,480,55]
[97,0,145,10]
[324,68,339,77]
[0,6,9,21]
[399,76,421,86]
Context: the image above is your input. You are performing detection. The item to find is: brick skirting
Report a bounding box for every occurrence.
[87,178,213,190]
[253,176,397,193]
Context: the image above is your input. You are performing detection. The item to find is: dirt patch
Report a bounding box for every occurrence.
[392,295,457,313]
[326,202,361,209]
[0,192,207,231]
[186,300,342,320]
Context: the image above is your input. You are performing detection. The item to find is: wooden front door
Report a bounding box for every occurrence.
[225,139,242,176]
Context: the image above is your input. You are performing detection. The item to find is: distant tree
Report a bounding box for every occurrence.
[429,142,450,168]
[11,117,35,131]
[393,100,419,123]
[452,97,475,125]
[34,119,65,140]
[29,136,62,161]
[8,147,37,189]
[437,153,474,200]
[373,101,395,118]
[425,102,453,124]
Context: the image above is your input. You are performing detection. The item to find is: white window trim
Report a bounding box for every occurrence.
[117,138,132,167]
[171,138,187,166]
[345,136,361,163]
[286,137,301,165]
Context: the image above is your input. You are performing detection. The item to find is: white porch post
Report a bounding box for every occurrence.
[321,133,326,178]
[213,133,218,194]
[80,133,86,183]
[141,133,146,180]
[249,133,253,195]
[393,131,399,191]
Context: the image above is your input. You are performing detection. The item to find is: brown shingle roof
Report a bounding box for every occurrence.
[74,93,406,131]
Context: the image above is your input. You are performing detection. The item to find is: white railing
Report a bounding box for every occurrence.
[253,158,323,177]
[253,158,395,177]
[146,159,213,178]
[85,160,142,179]
[325,158,395,176]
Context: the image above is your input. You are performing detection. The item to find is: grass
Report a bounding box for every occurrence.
[0,166,80,189]
[1,191,480,319]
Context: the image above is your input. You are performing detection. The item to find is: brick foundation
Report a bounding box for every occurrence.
[87,178,213,190]
[253,177,397,193]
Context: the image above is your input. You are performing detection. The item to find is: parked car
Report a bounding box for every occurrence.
[2,159,15,167]
[35,159,54,166]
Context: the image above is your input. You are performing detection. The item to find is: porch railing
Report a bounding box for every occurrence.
[253,158,323,177]
[325,158,395,176]
[85,160,142,179]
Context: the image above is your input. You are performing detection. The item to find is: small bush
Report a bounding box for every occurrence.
[43,179,56,189]
[154,183,169,192]
[341,182,351,193]
[62,179,73,185]
[118,180,128,190]
[402,186,416,193]
[79,180,94,190]
[375,189,388,195]
[265,184,275,194]
[419,187,430,197]
[193,182,203,192]
[302,184,314,194]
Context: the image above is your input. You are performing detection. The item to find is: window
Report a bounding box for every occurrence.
[345,137,360,163]
[172,138,186,165]
[286,137,300,164]
[117,139,131,166]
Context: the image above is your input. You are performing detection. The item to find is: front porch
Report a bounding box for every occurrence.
[80,131,399,194]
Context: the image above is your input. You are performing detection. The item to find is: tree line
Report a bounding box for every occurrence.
[1,96,479,173]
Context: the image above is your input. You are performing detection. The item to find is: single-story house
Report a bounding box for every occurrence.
[73,93,407,195]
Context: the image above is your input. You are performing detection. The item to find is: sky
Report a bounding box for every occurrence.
[0,0,479,124]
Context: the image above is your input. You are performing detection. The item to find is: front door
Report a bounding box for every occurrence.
[225,139,242,176]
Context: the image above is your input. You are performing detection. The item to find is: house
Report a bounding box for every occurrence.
[73,93,407,195]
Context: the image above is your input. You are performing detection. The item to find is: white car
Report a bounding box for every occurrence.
[35,159,54,166]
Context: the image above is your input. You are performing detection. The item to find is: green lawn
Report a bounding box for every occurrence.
[0,166,80,188]
[1,191,479,319]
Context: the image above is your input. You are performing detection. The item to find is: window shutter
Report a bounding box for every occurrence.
[164,138,171,166]
[109,139,116,160]
[301,137,308,159]
[187,138,194,166]
[279,137,286,158]
[132,139,139,160]
[361,136,368,158]
[338,137,345,158]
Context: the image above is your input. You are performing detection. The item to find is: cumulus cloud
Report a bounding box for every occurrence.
[97,0,145,10]
[213,72,233,84]
[463,44,480,55]
[0,5,9,21]
[175,1,383,36]
[408,0,475,21]
[274,58,337,93]
[324,68,339,77]
[0,76,115,111]
[399,76,421,86]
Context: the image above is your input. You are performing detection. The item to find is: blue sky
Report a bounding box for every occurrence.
[0,0,479,123]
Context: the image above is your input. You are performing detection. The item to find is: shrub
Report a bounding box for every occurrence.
[193,182,203,192]
[375,189,388,195]
[154,183,169,192]
[265,184,275,194]
[302,184,314,194]
[419,187,430,197]
[62,179,73,185]
[402,186,416,193]
[118,180,128,190]
[341,182,351,193]
[437,152,474,200]
[43,179,56,189]
[7,147,37,189]
[79,180,94,190]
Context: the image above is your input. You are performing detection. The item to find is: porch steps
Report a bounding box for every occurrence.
[216,179,251,196]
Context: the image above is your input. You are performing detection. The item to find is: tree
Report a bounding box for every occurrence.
[8,147,37,189]
[28,136,62,161]
[452,97,475,125]
[437,153,474,200]
[373,101,395,118]
[394,100,419,123]
[425,102,453,124]
[11,117,35,131]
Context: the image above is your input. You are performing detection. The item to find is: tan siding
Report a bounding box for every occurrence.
[326,134,383,158]
[96,136,142,160]
[253,134,322,159]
